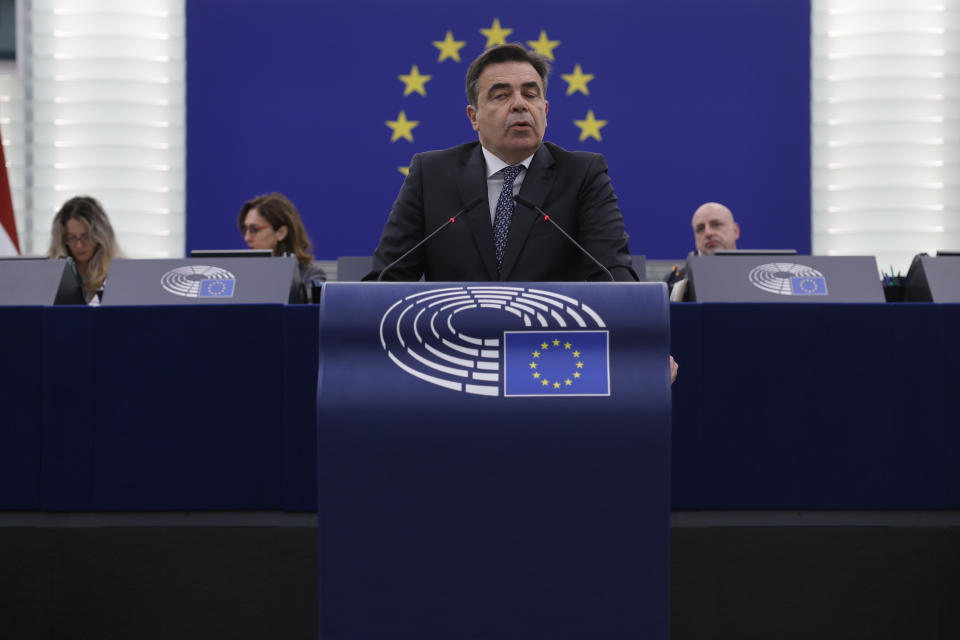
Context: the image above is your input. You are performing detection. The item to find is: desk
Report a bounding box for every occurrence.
[670,303,958,509]
[2,305,318,511]
[1,303,958,510]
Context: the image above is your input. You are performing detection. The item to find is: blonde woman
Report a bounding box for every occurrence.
[48,196,124,303]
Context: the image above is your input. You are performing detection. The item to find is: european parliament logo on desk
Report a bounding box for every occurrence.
[748,263,828,297]
[379,286,610,397]
[160,265,237,299]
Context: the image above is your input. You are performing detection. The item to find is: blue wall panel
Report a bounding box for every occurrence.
[186,0,810,261]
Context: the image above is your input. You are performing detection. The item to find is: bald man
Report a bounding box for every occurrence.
[666,202,739,301]
[691,202,739,255]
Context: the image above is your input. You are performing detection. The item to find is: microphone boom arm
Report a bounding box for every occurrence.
[377,196,484,281]
[513,195,615,282]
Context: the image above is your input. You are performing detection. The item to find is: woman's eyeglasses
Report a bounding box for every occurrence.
[64,233,92,246]
[241,224,271,236]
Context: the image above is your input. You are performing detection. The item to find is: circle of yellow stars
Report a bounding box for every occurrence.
[388,17,608,175]
[206,281,227,295]
[529,337,584,390]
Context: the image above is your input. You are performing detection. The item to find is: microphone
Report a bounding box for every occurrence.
[377,196,484,281]
[513,195,615,282]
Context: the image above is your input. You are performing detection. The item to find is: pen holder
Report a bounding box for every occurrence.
[883,284,905,302]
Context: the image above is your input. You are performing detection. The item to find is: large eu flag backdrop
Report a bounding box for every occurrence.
[186,0,810,260]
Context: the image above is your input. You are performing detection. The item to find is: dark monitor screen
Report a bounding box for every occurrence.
[713,249,798,256]
[190,249,273,258]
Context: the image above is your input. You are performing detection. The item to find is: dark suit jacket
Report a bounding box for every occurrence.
[369,141,637,281]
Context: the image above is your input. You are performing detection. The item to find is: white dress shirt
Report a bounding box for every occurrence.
[481,147,535,225]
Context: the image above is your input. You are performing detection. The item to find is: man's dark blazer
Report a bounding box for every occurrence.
[369,141,638,281]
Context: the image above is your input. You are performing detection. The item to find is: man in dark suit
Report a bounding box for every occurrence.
[369,44,676,384]
[368,43,637,282]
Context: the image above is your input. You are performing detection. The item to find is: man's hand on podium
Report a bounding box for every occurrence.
[670,356,679,384]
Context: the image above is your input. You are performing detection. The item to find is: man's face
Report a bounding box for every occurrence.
[692,204,739,255]
[467,61,548,166]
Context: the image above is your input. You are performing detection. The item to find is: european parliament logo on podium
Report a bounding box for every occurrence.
[379,285,611,398]
[748,263,828,297]
[161,265,237,299]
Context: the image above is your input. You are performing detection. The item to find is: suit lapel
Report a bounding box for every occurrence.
[456,144,498,280]
[499,144,557,280]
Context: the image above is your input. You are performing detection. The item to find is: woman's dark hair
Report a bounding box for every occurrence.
[237,193,315,267]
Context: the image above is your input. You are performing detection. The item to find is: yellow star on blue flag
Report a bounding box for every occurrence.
[574,109,607,142]
[398,65,431,96]
[562,64,595,96]
[480,18,513,47]
[386,111,419,142]
[527,30,560,60]
[433,31,467,63]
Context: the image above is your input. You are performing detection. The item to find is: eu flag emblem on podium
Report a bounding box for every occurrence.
[198,279,235,298]
[503,330,609,397]
[791,276,827,296]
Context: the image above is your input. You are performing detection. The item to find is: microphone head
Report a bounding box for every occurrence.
[452,197,484,221]
[514,195,545,220]
[513,194,534,209]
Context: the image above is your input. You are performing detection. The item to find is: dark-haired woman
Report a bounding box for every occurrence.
[238,192,326,301]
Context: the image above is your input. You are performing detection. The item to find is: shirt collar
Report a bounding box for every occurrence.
[481,146,534,179]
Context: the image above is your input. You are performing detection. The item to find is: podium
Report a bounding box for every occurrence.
[317,282,672,639]
[101,256,302,305]
[685,254,885,302]
[0,257,85,305]
[903,254,960,302]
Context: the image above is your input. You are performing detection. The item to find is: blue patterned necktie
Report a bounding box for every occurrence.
[492,165,523,271]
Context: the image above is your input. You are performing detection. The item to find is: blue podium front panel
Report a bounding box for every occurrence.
[0,308,45,508]
[317,282,671,640]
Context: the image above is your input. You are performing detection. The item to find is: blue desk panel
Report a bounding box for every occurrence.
[1,303,957,511]
[944,305,960,505]
[40,306,304,510]
[670,304,947,509]
[0,308,44,509]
